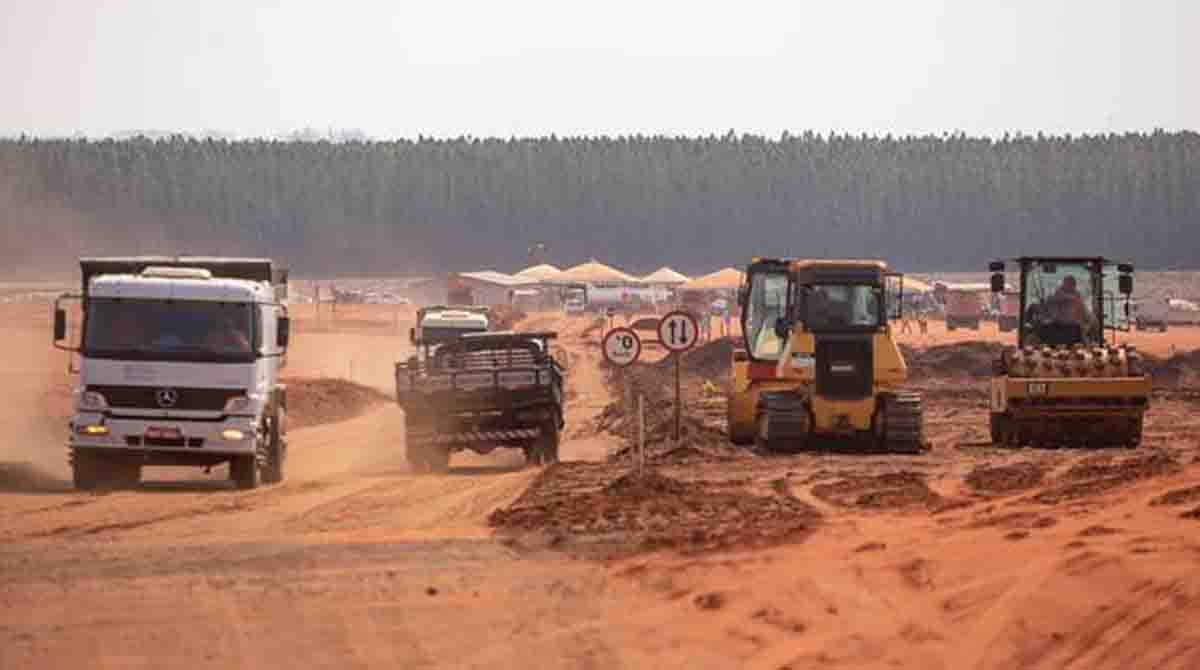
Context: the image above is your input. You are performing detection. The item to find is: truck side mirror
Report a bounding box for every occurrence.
[988,261,1005,272]
[1119,274,1133,295]
[53,308,67,341]
[990,273,1005,294]
[276,317,290,348]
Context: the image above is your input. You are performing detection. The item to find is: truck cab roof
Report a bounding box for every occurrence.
[419,310,489,328]
[87,273,275,303]
[78,256,288,302]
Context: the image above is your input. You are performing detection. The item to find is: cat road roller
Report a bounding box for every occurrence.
[751,260,925,454]
[987,257,1149,448]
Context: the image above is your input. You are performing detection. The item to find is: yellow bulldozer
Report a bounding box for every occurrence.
[986,257,1150,447]
[733,259,925,453]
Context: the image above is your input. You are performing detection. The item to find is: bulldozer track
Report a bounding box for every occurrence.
[882,392,926,454]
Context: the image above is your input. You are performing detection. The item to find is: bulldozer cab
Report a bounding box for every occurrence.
[792,261,888,333]
[738,258,793,363]
[990,257,1134,348]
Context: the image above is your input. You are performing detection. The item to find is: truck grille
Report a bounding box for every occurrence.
[126,436,205,448]
[89,385,245,412]
[815,339,873,399]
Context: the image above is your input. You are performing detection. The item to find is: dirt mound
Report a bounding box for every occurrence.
[1032,450,1181,505]
[810,471,942,510]
[282,377,390,430]
[901,341,1004,380]
[1143,348,1200,388]
[965,462,1046,494]
[602,470,689,498]
[672,337,736,379]
[489,464,820,556]
[1149,485,1200,507]
[580,317,605,338]
[597,356,734,462]
[629,317,660,332]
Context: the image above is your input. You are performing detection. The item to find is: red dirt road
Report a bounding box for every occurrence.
[2,303,1200,668]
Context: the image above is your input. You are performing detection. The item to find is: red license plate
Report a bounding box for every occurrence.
[146,426,182,439]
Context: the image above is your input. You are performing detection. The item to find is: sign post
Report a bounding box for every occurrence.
[603,326,644,470]
[657,310,700,442]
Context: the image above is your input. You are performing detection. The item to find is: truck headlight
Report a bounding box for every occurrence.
[220,428,247,441]
[224,396,253,413]
[78,391,107,411]
[76,424,110,436]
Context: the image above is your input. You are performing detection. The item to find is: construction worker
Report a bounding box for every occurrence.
[1052,275,1089,325]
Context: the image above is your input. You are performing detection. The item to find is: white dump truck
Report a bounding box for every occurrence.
[53,257,291,490]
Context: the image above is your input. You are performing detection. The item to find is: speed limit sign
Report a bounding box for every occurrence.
[658,310,699,352]
[602,327,642,367]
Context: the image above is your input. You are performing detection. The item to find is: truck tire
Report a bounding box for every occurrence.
[231,453,259,490]
[261,412,285,484]
[538,421,560,464]
[425,445,450,473]
[990,413,1012,446]
[71,450,102,490]
[71,450,139,490]
[405,442,428,472]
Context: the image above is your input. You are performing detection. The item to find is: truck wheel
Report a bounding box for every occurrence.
[425,446,450,473]
[71,451,139,490]
[990,413,1012,446]
[231,453,259,490]
[538,422,560,464]
[405,443,428,472]
[71,450,102,490]
[115,462,142,488]
[261,412,285,484]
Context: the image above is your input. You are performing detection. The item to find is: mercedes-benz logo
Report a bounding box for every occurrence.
[155,388,179,408]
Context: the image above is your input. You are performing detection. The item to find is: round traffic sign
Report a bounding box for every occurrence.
[658,310,700,352]
[602,327,642,367]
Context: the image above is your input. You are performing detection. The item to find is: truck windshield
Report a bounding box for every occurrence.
[803,284,882,331]
[743,270,790,360]
[83,299,257,363]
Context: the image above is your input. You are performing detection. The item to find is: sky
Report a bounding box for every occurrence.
[1,0,1196,138]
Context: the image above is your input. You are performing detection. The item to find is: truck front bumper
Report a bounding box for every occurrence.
[68,412,258,456]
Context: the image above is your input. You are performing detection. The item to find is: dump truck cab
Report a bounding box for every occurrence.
[754,260,924,453]
[987,257,1149,447]
[53,256,291,490]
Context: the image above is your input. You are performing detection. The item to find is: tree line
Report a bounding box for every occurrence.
[0,131,1196,277]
